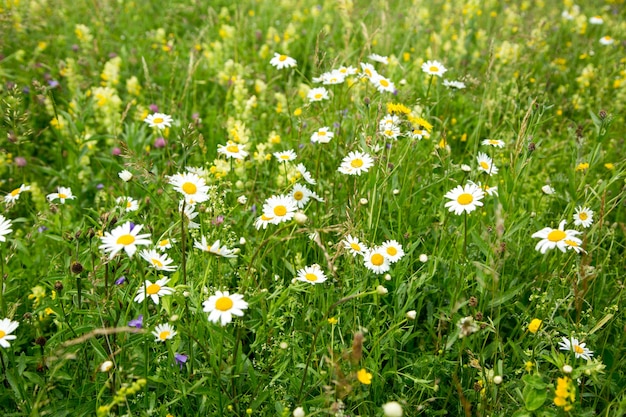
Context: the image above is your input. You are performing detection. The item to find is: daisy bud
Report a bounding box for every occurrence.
[279,342,289,349]
[461,164,471,172]
[99,360,114,372]
[236,180,244,189]
[237,195,247,204]
[419,254,428,263]
[294,212,308,224]
[399,79,407,85]
[359,198,368,205]
[239,237,246,245]
[384,274,392,281]
[562,364,573,374]
[382,401,403,417]
[493,375,503,385]
[293,407,305,417]
[376,285,388,295]
[406,310,417,320]
[541,185,555,195]
[393,189,400,195]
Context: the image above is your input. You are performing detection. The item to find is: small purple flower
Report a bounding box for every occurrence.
[108,52,118,58]
[71,44,79,52]
[174,353,188,370]
[128,315,143,329]
[15,157,27,167]
[38,226,48,233]
[115,276,126,285]
[212,215,224,226]
[48,80,60,89]
[128,222,136,231]
[22,87,30,95]
[333,122,341,129]
[96,183,104,190]
[154,137,166,148]
[250,204,257,214]
[149,104,159,112]
[112,147,121,156]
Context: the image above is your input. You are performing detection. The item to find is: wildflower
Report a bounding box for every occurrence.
[481,139,505,148]
[531,220,582,254]
[0,318,19,348]
[116,171,134,184]
[458,316,479,338]
[273,149,297,163]
[4,184,31,204]
[134,278,174,304]
[559,336,593,360]
[604,163,614,170]
[364,247,390,274]
[47,187,76,204]
[254,214,274,230]
[174,353,188,369]
[421,60,447,77]
[589,15,603,25]
[128,315,143,328]
[295,163,316,184]
[370,74,395,93]
[293,407,305,417]
[115,276,126,285]
[152,323,176,342]
[379,114,400,129]
[406,310,417,319]
[359,62,378,79]
[167,172,210,204]
[357,368,373,384]
[217,140,248,160]
[381,240,404,263]
[116,196,139,212]
[380,125,401,140]
[203,291,248,326]
[144,112,173,129]
[541,184,555,195]
[157,238,174,251]
[99,360,114,372]
[468,180,498,197]
[575,162,589,171]
[307,87,329,102]
[99,221,152,258]
[554,376,575,411]
[262,194,298,225]
[368,53,389,64]
[0,215,13,243]
[382,401,403,417]
[599,36,614,45]
[419,254,428,263]
[337,151,374,176]
[296,264,327,285]
[311,127,334,144]
[562,364,573,374]
[139,249,177,271]
[476,152,499,175]
[269,53,297,69]
[528,319,542,334]
[573,206,593,228]
[444,183,485,215]
[343,235,368,257]
[377,285,388,295]
[443,80,466,89]
[194,237,237,258]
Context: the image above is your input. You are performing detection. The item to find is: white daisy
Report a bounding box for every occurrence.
[203,291,248,326]
[0,215,13,243]
[443,80,466,89]
[379,114,400,129]
[599,35,615,45]
[179,200,200,229]
[337,151,375,176]
[152,323,177,342]
[0,318,19,348]
[307,87,330,102]
[167,172,210,204]
[4,184,31,204]
[320,69,346,85]
[370,74,395,93]
[589,15,603,25]
[273,149,297,163]
[116,196,139,212]
[444,183,485,215]
[134,277,174,305]
[144,112,173,130]
[380,125,401,140]
[468,180,498,197]
[476,152,499,175]
[156,238,174,251]
[408,128,431,140]
[531,220,582,254]
[139,249,177,272]
[481,139,505,148]
[269,53,297,69]
[217,141,248,160]
[343,235,368,257]
[194,236,237,258]
[381,240,404,263]
[296,163,316,185]
[421,60,447,77]
[99,221,152,258]
[290,183,313,208]
[118,170,133,182]
[337,65,358,76]
[311,127,334,144]
[541,184,556,195]
[296,264,328,285]
[573,206,593,228]
[368,53,389,64]
[47,187,76,204]
[359,62,378,79]
[262,195,298,225]
[559,336,593,360]
[363,247,390,274]
[254,213,274,230]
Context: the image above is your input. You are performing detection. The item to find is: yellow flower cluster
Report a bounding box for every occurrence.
[554,376,575,411]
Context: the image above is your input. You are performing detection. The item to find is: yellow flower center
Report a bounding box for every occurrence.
[457,193,473,205]
[318,131,326,136]
[226,144,240,153]
[371,253,384,266]
[159,331,170,340]
[386,247,398,256]
[574,344,584,354]
[380,79,389,87]
[151,258,164,267]
[147,283,161,295]
[153,117,163,124]
[261,214,273,221]
[305,273,318,282]
[314,93,322,99]
[59,193,67,199]
[350,243,361,251]
[489,140,499,145]
[274,205,287,216]
[116,234,135,245]
[293,191,304,201]
[126,201,132,209]
[364,69,372,77]
[547,230,566,242]
[280,155,290,160]
[182,182,197,195]
[579,212,588,220]
[215,296,233,311]
[159,239,169,247]
[480,161,490,170]
[0,330,5,338]
[429,66,439,72]
[10,188,21,196]
[279,54,287,62]
[564,239,579,247]
[351,158,364,168]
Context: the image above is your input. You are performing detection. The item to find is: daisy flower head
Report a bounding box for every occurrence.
[296,163,316,184]
[443,80,466,89]
[468,180,498,197]
[381,240,404,263]
[343,235,368,257]
[368,53,389,64]
[542,184,556,195]
[203,291,248,326]
[321,69,346,85]
[156,238,174,251]
[599,35,614,45]
[409,127,431,140]
[307,87,330,102]
[359,62,378,79]
[116,196,139,212]
[47,187,76,204]
[364,247,391,274]
[589,15,603,25]
[0,318,19,348]
[379,114,400,129]
[337,151,375,176]
[421,60,447,77]
[296,264,328,285]
[194,236,237,258]
[311,127,334,144]
[370,73,395,93]
[262,194,298,225]
[573,206,593,228]
[254,213,274,230]
[559,336,593,360]
[4,184,31,204]
[337,65,358,76]
[179,200,200,229]
[217,140,248,160]
[144,112,173,130]
[291,183,314,208]
[167,172,210,204]
[476,152,499,175]
[134,277,174,305]
[380,125,401,140]
[481,139,505,148]
[269,53,297,69]
[118,169,133,182]
[444,183,485,215]
[0,215,13,243]
[531,220,582,254]
[273,149,297,163]
[139,249,177,272]
[152,323,177,342]
[99,221,152,258]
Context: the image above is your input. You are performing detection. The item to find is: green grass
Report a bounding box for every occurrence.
[0,0,625,416]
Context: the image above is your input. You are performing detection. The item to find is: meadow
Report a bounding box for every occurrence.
[0,0,625,415]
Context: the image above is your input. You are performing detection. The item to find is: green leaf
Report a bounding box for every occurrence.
[523,385,547,411]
